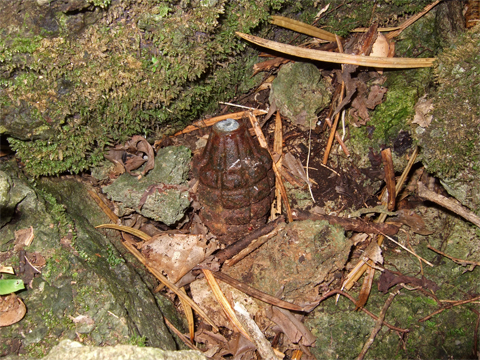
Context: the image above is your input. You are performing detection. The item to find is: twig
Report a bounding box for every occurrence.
[219,102,269,113]
[307,289,409,333]
[427,245,480,267]
[381,148,396,211]
[323,36,345,165]
[343,147,419,291]
[418,295,480,323]
[224,223,284,266]
[306,119,315,203]
[173,109,267,136]
[357,287,401,360]
[234,302,281,360]
[417,181,480,229]
[385,0,441,40]
[248,112,293,222]
[164,317,201,351]
[212,271,307,312]
[381,232,434,267]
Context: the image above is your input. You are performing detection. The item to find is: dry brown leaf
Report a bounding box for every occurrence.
[140,234,218,283]
[363,240,383,264]
[14,226,34,250]
[390,209,434,235]
[355,265,375,310]
[413,96,434,127]
[266,306,316,346]
[0,294,26,327]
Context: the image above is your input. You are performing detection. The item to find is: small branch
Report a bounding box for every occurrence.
[307,289,409,333]
[292,209,400,235]
[418,295,480,323]
[427,245,480,267]
[174,109,267,136]
[357,288,401,360]
[212,271,307,312]
[234,302,281,360]
[417,181,480,229]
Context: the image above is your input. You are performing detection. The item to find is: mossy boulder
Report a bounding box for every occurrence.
[0,160,184,357]
[0,0,313,177]
[416,26,480,211]
[102,145,191,225]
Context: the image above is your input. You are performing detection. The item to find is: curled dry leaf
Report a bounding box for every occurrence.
[140,234,218,283]
[390,209,434,235]
[266,306,316,347]
[412,95,434,128]
[104,135,155,177]
[0,294,26,327]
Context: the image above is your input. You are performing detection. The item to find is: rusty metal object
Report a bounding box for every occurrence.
[193,118,275,244]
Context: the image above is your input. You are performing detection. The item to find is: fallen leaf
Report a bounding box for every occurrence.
[0,294,26,327]
[390,209,434,235]
[0,279,25,296]
[140,234,218,283]
[14,226,34,251]
[413,96,434,127]
[266,306,316,346]
[378,269,439,293]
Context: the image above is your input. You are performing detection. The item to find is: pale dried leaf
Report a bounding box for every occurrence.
[141,234,218,283]
[364,241,383,264]
[413,96,434,127]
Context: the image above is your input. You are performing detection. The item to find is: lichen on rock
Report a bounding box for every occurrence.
[269,61,331,129]
[102,145,191,225]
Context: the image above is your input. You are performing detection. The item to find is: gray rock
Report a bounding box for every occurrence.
[4,340,206,360]
[269,62,331,129]
[0,162,184,356]
[102,146,192,225]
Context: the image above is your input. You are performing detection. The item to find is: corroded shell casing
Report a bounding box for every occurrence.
[193,118,274,243]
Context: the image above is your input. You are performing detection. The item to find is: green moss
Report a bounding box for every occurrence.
[2,0,297,176]
[350,68,432,155]
[418,26,480,178]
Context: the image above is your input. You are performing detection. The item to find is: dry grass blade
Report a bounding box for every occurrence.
[248,112,293,222]
[179,287,195,343]
[88,190,119,223]
[95,224,151,241]
[119,234,219,331]
[270,15,337,42]
[94,221,219,331]
[272,112,283,218]
[202,269,251,340]
[385,0,441,40]
[164,317,201,351]
[174,109,267,136]
[236,32,435,68]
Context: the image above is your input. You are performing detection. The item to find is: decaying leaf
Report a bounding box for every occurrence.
[378,269,439,293]
[390,209,434,235]
[355,266,375,310]
[104,135,155,177]
[266,306,316,346]
[363,241,383,264]
[14,226,34,250]
[140,234,218,283]
[412,95,434,127]
[283,152,311,187]
[0,294,26,327]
